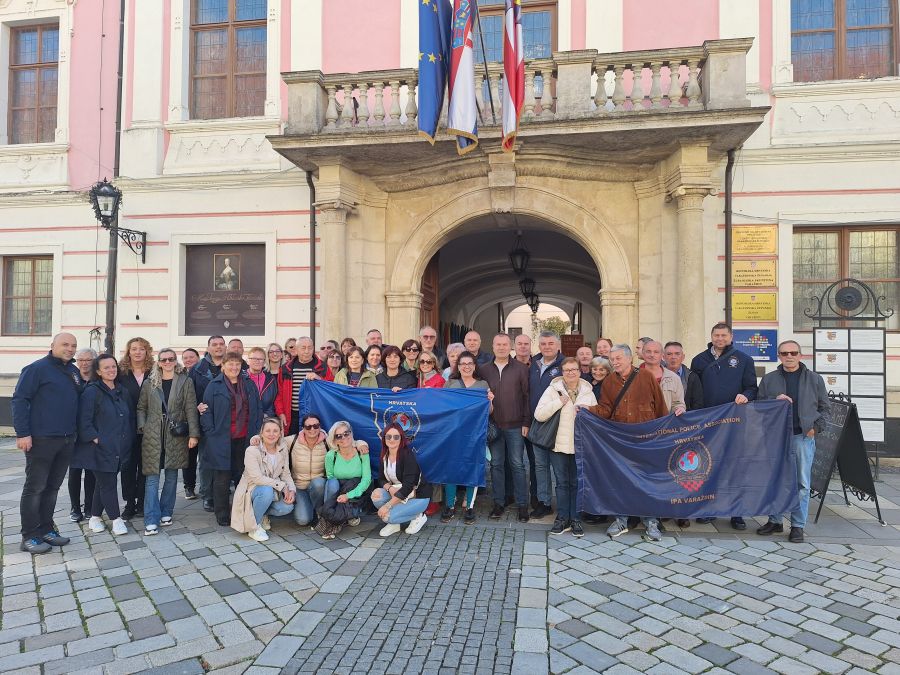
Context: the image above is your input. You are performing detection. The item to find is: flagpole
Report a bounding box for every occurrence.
[472,2,497,125]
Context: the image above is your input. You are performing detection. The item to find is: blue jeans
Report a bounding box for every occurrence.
[531,443,553,506]
[548,451,578,521]
[371,488,429,524]
[324,478,362,518]
[490,428,528,506]
[293,477,326,525]
[251,486,295,526]
[444,484,476,508]
[144,469,178,527]
[769,433,816,528]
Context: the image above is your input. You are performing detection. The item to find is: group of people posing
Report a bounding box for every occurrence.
[11,322,827,554]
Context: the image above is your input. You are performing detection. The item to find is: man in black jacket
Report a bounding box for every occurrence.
[690,323,758,530]
[664,341,704,410]
[11,333,81,554]
[480,334,531,522]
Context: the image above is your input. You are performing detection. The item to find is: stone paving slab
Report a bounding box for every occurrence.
[1,442,899,674]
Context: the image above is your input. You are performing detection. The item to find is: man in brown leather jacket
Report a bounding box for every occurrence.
[582,344,668,541]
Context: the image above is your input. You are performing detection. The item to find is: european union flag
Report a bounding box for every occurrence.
[418,0,451,144]
[299,380,488,488]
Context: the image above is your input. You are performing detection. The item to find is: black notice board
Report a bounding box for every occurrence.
[811,397,882,524]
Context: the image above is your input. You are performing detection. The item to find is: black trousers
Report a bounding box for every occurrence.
[182,445,199,490]
[213,470,232,521]
[68,467,96,512]
[120,435,145,507]
[92,470,121,519]
[230,437,245,487]
[20,435,74,540]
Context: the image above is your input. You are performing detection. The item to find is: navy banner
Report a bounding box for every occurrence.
[574,400,799,519]
[299,380,488,488]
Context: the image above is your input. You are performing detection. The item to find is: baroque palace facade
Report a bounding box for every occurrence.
[0,0,897,447]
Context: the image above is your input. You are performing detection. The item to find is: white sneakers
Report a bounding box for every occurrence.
[261,516,271,531]
[161,517,173,527]
[379,523,402,537]
[348,517,361,527]
[111,518,128,536]
[249,527,269,542]
[406,513,427,535]
[144,524,159,536]
[88,516,105,533]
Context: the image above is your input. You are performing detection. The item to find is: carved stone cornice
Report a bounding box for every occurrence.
[314,199,356,221]
[385,290,423,308]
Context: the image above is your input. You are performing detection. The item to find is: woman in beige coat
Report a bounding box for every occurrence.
[534,357,597,539]
[231,418,295,541]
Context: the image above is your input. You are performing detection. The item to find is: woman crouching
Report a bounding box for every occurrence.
[231,418,296,541]
[371,423,431,537]
[317,421,371,540]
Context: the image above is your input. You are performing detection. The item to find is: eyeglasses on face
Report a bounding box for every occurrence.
[268,349,282,355]
[320,345,334,351]
[779,351,800,356]
[303,423,321,430]
[334,432,351,440]
[328,353,342,359]
[404,347,420,353]
[158,357,177,363]
[385,433,401,440]
[562,368,580,373]
[459,361,475,367]
[419,359,435,365]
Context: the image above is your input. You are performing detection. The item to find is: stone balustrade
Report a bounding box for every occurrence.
[282,38,753,137]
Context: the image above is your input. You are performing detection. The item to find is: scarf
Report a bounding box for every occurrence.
[225,377,249,439]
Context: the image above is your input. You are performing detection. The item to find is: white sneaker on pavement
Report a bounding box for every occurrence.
[160,517,173,526]
[111,518,128,536]
[88,516,105,533]
[249,527,269,542]
[379,523,402,537]
[405,513,427,534]
[144,524,158,536]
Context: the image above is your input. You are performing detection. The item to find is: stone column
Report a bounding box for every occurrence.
[385,291,423,344]
[598,288,638,348]
[316,199,354,340]
[672,187,708,355]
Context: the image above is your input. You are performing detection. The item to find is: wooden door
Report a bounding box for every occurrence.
[420,252,439,329]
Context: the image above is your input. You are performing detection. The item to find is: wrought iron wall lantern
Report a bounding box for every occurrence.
[519,277,536,297]
[508,230,530,276]
[89,178,147,263]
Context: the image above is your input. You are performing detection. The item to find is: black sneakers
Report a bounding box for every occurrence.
[571,521,585,538]
[489,504,505,520]
[530,503,552,519]
[42,530,70,547]
[550,518,572,535]
[756,521,784,536]
[20,538,52,554]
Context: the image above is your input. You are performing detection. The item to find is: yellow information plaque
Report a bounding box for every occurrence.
[732,225,777,255]
[732,259,777,287]
[732,292,777,321]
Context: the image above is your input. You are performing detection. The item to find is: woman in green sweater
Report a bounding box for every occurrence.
[318,420,371,539]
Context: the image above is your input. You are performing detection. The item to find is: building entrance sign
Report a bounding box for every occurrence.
[732,292,777,321]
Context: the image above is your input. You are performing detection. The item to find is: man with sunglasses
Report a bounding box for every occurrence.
[756,340,829,543]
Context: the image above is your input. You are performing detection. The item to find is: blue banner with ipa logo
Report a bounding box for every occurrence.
[574,400,798,519]
[299,379,488,488]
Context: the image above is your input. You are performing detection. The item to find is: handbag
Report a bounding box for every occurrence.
[486,420,500,443]
[527,408,561,449]
[158,387,190,437]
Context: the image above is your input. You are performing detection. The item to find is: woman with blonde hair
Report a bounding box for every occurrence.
[417,351,445,388]
[137,348,200,535]
[316,421,370,539]
[118,337,154,520]
[231,418,295,541]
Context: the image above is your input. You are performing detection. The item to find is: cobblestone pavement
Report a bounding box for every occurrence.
[0,439,899,674]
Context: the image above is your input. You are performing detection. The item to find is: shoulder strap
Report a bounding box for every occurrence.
[609,368,639,419]
[288,434,299,453]
[156,386,169,417]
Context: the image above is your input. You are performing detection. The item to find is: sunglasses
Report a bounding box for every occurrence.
[320,346,333,351]
[779,351,800,356]
[404,347,420,353]
[385,433,401,440]
[158,357,176,363]
[419,360,435,365]
[303,423,321,430]
[328,353,342,359]
[334,432,351,440]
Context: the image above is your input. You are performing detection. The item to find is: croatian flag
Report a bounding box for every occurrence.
[417,0,452,144]
[502,0,524,152]
[448,0,479,155]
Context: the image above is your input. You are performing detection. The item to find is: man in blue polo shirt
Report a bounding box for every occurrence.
[690,322,758,530]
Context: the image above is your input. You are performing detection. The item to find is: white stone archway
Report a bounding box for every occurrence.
[385,185,638,344]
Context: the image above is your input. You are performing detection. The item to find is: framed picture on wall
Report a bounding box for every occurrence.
[214,254,241,291]
[185,245,264,335]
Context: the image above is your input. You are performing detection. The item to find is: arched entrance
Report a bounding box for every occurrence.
[422,223,603,344]
[384,186,638,346]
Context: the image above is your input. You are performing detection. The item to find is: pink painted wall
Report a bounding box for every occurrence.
[571,0,586,50]
[758,0,773,90]
[623,0,719,50]
[68,0,121,189]
[322,0,401,73]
